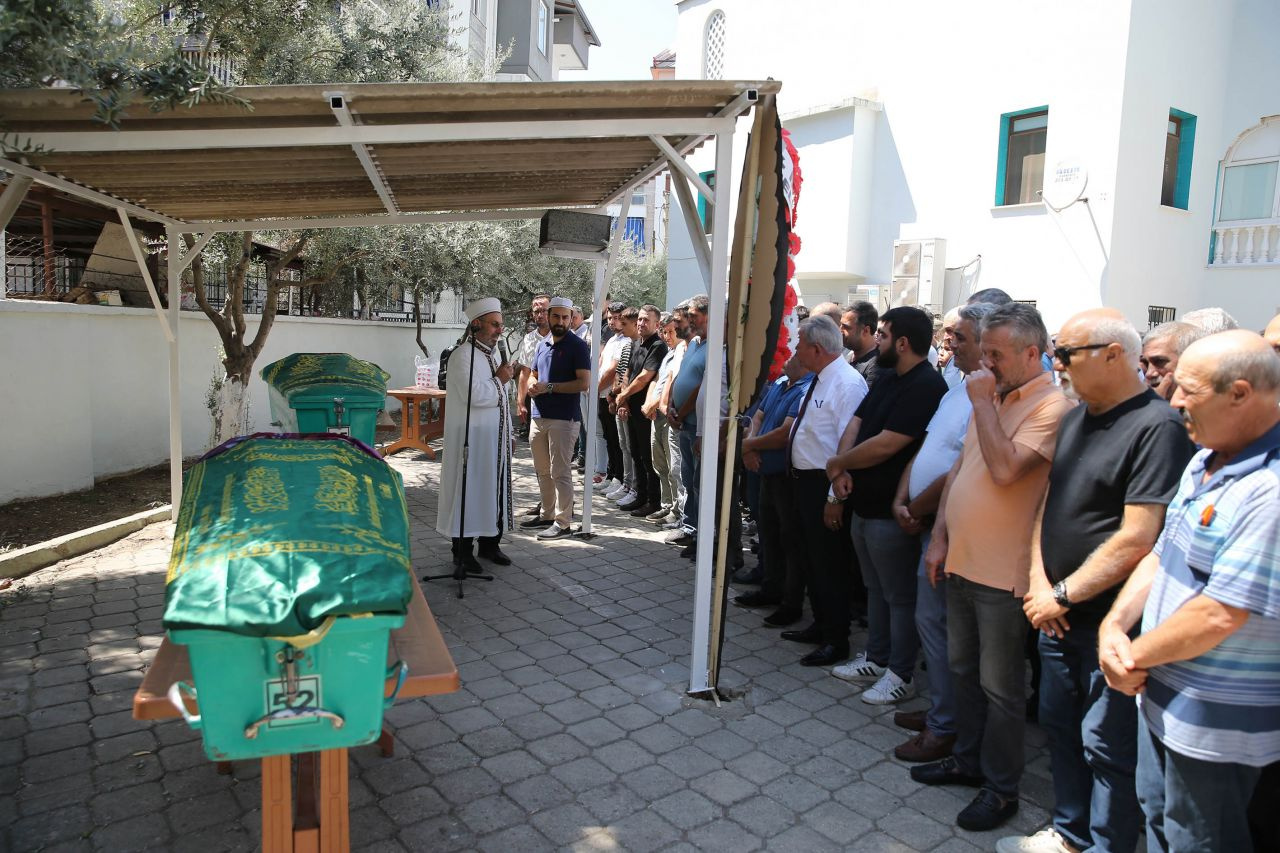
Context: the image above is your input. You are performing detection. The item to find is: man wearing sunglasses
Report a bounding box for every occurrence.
[1001,309,1194,853]
[1140,322,1204,402]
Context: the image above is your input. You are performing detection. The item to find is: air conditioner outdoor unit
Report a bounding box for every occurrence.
[890,238,946,316]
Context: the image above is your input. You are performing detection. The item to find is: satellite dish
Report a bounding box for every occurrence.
[1042,159,1088,210]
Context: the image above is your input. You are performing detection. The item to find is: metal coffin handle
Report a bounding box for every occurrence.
[167,681,202,730]
[384,660,409,709]
[243,706,345,740]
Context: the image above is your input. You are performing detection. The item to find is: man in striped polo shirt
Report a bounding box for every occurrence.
[1099,330,1280,852]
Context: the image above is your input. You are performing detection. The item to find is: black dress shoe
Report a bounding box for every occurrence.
[478,547,512,566]
[629,503,660,517]
[909,756,984,788]
[522,504,543,517]
[956,788,1019,831]
[679,544,696,559]
[617,497,646,512]
[763,607,802,627]
[781,624,822,644]
[732,566,763,584]
[733,590,781,608]
[455,553,484,574]
[519,517,553,529]
[800,644,849,667]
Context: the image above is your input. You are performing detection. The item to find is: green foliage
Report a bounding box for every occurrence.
[0,0,247,136]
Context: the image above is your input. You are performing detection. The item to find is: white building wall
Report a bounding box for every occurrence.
[1198,0,1280,325]
[0,301,464,504]
[1108,0,1238,326]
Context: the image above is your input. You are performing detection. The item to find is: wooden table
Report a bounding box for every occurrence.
[382,387,446,459]
[134,583,458,853]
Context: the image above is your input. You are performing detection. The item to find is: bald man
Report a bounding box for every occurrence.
[1265,312,1280,354]
[1099,331,1280,852]
[1002,310,1194,853]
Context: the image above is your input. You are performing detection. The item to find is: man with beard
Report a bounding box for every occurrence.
[436,298,516,570]
[521,297,592,540]
[616,304,668,516]
[889,301,996,762]
[826,306,948,703]
[515,294,550,442]
[840,301,881,389]
[913,303,1073,832]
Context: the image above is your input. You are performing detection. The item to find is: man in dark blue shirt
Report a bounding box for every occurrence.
[522,296,592,540]
[737,355,813,625]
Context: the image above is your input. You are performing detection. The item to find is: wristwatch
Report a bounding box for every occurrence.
[1052,580,1072,608]
[826,495,845,505]
[547,383,557,394]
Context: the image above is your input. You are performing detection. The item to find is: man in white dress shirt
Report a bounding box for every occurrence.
[780,315,869,667]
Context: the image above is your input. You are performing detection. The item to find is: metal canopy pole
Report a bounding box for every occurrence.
[670,170,713,288]
[688,120,736,695]
[165,226,184,521]
[579,193,632,537]
[0,174,33,232]
[117,209,175,342]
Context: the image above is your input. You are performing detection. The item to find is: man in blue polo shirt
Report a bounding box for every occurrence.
[522,296,592,540]
[1099,330,1280,852]
[667,294,710,545]
[736,354,813,623]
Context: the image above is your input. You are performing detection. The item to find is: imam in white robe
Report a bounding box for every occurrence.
[435,339,513,539]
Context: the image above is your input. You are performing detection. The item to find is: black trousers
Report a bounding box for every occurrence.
[784,469,853,649]
[758,472,806,610]
[598,401,623,482]
[627,413,659,505]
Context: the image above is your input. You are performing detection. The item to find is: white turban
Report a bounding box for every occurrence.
[464,297,502,321]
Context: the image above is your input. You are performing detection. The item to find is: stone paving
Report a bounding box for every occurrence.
[0,447,1057,852]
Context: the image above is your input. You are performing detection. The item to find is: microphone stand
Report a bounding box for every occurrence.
[423,329,493,599]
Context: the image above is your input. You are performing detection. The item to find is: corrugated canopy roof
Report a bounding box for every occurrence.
[0,80,778,225]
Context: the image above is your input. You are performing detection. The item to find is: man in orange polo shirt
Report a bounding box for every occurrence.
[912,303,1074,832]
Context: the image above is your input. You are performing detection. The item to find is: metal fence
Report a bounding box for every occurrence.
[2,234,84,297]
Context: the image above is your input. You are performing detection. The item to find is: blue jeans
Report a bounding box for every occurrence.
[678,425,700,532]
[1136,714,1261,852]
[849,515,920,680]
[947,575,1027,797]
[915,532,955,737]
[1038,626,1139,853]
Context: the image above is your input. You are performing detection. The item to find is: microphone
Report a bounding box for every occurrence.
[497,339,509,365]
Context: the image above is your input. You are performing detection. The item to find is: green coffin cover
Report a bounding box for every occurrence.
[163,435,412,638]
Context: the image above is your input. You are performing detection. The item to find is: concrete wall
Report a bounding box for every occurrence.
[0,300,464,504]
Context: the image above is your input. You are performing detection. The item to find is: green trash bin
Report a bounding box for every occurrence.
[260,353,390,447]
[163,434,413,761]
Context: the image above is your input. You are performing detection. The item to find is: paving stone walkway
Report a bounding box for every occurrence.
[0,448,1056,852]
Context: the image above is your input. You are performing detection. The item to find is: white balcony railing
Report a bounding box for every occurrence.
[1210,220,1280,266]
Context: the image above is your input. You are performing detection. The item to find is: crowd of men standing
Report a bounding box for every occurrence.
[445,286,1280,852]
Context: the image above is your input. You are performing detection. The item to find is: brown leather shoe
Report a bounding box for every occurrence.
[894,729,956,763]
[893,709,927,732]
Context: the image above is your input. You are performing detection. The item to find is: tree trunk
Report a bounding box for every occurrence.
[209,370,251,448]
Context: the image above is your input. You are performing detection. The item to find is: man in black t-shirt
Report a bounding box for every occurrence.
[616,304,669,515]
[826,306,947,705]
[1001,309,1194,853]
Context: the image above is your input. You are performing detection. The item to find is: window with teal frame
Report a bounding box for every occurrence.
[1161,108,1197,209]
[995,106,1049,206]
[696,170,716,233]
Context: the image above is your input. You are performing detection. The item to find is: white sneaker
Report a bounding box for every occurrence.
[594,477,617,492]
[859,670,915,705]
[606,483,628,499]
[611,488,636,505]
[831,652,887,684]
[996,828,1078,853]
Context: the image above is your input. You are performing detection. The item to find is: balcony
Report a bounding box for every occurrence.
[1210,220,1280,266]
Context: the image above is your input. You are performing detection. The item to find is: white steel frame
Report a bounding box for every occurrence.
[0,88,758,695]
